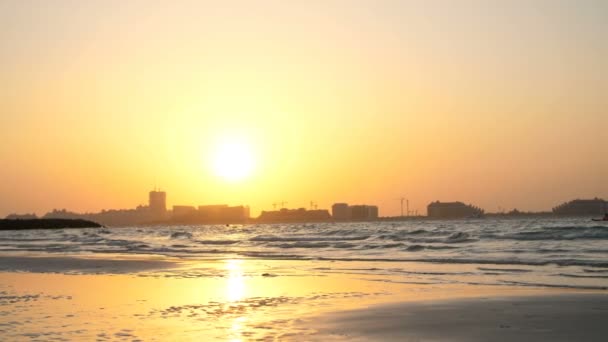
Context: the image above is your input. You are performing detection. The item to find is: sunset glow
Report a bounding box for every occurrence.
[211,138,256,182]
[0,0,605,217]
[1,2,608,340]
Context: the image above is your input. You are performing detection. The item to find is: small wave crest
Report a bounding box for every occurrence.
[403,244,459,252]
[195,240,238,245]
[379,229,450,240]
[170,232,193,239]
[271,242,332,249]
[250,235,369,242]
[489,226,608,241]
[478,267,533,273]
[556,273,608,279]
[405,244,425,252]
[446,232,477,243]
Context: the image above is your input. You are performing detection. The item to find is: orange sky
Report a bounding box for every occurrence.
[1,0,607,217]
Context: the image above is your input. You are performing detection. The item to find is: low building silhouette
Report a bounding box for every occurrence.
[36,190,252,226]
[43,209,83,220]
[258,208,331,223]
[427,201,484,219]
[217,205,250,223]
[43,206,155,226]
[170,204,251,224]
[5,213,38,219]
[331,203,350,220]
[198,205,250,223]
[350,205,379,220]
[331,203,379,221]
[552,198,607,216]
[172,205,197,220]
[198,205,229,221]
[43,189,169,226]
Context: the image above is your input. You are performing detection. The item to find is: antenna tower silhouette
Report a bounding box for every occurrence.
[398,197,410,217]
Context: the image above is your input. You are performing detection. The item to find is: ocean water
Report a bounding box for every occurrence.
[1,218,607,290]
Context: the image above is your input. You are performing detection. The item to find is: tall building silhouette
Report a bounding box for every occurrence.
[149,190,166,216]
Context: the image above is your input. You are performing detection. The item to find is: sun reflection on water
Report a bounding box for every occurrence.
[225,259,246,302]
[224,260,248,341]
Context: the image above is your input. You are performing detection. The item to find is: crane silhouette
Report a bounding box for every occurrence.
[272,201,287,210]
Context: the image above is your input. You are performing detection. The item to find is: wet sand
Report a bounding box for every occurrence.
[0,255,178,274]
[0,255,606,341]
[305,294,608,341]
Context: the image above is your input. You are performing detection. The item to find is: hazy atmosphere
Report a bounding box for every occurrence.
[1,0,606,217]
[2,2,608,341]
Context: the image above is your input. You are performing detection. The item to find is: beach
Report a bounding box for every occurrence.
[306,294,608,341]
[1,254,607,341]
[1,219,607,340]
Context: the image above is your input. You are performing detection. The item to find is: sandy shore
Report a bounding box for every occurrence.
[0,255,606,341]
[304,294,608,341]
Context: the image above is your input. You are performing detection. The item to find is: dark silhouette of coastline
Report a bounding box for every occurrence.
[5,190,606,226]
[0,219,102,230]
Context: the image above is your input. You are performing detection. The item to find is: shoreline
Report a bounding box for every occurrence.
[0,255,180,274]
[1,253,607,290]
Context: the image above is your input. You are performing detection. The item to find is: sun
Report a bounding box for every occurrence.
[211,138,255,182]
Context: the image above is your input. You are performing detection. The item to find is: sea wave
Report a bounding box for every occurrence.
[270,242,332,249]
[170,231,193,239]
[1,219,607,290]
[195,240,239,245]
[250,235,370,242]
[487,226,608,241]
